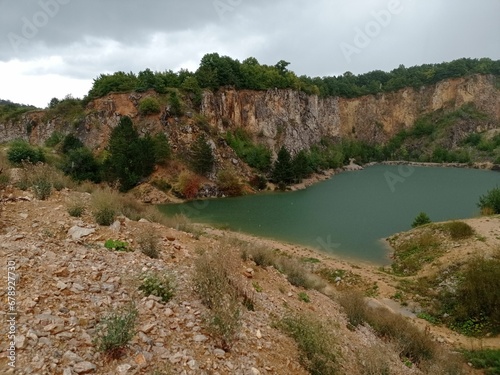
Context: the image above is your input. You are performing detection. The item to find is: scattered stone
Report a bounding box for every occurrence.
[256,329,262,339]
[250,368,261,375]
[214,349,226,359]
[116,364,132,374]
[68,226,95,241]
[63,350,84,364]
[194,334,208,343]
[73,361,96,374]
[15,335,26,349]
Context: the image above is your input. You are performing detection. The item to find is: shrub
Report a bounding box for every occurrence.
[390,231,441,275]
[241,245,276,267]
[478,187,500,215]
[225,129,272,172]
[176,171,201,199]
[137,227,161,259]
[450,257,500,335]
[193,247,242,349]
[277,257,324,290]
[217,169,243,196]
[67,197,85,217]
[138,97,161,115]
[44,131,63,147]
[91,188,120,226]
[444,221,474,240]
[278,313,338,375]
[61,134,84,154]
[298,292,310,303]
[139,271,175,302]
[62,147,101,182]
[93,304,138,358]
[411,212,431,228]
[338,291,367,327]
[7,140,45,166]
[463,349,500,374]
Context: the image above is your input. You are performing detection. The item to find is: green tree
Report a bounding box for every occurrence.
[292,150,312,182]
[190,134,214,175]
[105,116,155,191]
[61,134,84,154]
[138,97,161,115]
[7,140,45,166]
[152,132,171,165]
[478,187,500,214]
[169,91,183,116]
[62,147,101,182]
[272,146,294,185]
[412,212,431,228]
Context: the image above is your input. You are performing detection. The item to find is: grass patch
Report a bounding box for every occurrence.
[91,188,120,226]
[463,349,500,375]
[442,221,474,240]
[67,196,86,217]
[139,271,175,303]
[298,292,310,303]
[193,246,244,350]
[93,304,138,359]
[277,313,339,375]
[390,230,442,275]
[104,239,131,252]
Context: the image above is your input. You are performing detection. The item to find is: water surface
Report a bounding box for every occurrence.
[159,166,500,264]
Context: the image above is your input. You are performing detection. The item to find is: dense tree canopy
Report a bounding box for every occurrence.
[84,55,500,102]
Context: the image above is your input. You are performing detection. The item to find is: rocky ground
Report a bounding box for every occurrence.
[0,185,494,374]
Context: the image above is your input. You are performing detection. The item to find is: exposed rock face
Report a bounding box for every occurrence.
[201,74,500,153]
[0,75,498,156]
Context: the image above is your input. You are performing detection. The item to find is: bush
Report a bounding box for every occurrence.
[225,129,272,172]
[61,147,101,182]
[44,131,63,147]
[139,271,175,302]
[137,227,161,259]
[91,188,120,226]
[93,304,138,358]
[444,221,474,240]
[412,212,431,228]
[451,257,500,335]
[7,140,45,166]
[176,171,201,199]
[61,134,84,154]
[193,247,242,349]
[391,231,441,275]
[241,245,276,267]
[138,97,161,115]
[276,257,324,290]
[298,292,310,303]
[217,169,243,197]
[478,187,500,215]
[278,313,338,375]
[338,291,367,327]
[67,197,85,217]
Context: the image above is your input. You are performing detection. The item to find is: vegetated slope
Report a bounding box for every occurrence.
[0,179,478,375]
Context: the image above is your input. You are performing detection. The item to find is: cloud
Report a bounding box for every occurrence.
[0,0,498,107]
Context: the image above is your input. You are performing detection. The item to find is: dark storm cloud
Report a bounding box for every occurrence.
[0,0,499,107]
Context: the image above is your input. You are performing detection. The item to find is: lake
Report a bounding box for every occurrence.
[159,165,500,264]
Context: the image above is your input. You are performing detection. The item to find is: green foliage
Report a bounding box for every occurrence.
[390,231,441,275]
[225,129,272,172]
[61,147,101,182]
[0,101,36,122]
[61,134,84,154]
[272,146,294,185]
[138,96,161,115]
[104,116,156,191]
[168,91,183,116]
[412,212,431,228]
[7,140,45,166]
[32,176,52,200]
[190,134,214,176]
[298,292,310,303]
[292,150,313,181]
[91,189,118,226]
[45,96,85,125]
[443,221,474,240]
[338,291,367,327]
[93,304,138,358]
[67,199,85,217]
[152,132,171,165]
[44,132,63,147]
[463,350,500,375]
[139,271,176,302]
[87,71,139,99]
[478,187,500,214]
[278,313,338,375]
[217,169,243,197]
[104,239,130,252]
[151,178,172,192]
[450,257,500,335]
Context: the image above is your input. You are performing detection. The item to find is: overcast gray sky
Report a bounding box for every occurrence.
[0,0,499,107]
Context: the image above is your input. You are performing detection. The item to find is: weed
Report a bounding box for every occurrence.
[137,227,161,259]
[417,312,440,325]
[241,245,276,267]
[93,304,138,359]
[390,231,442,275]
[139,271,175,303]
[338,291,367,327]
[277,258,325,290]
[443,221,474,240]
[360,345,391,375]
[252,282,263,292]
[278,313,338,375]
[298,292,310,303]
[104,240,131,252]
[67,197,86,217]
[91,188,120,226]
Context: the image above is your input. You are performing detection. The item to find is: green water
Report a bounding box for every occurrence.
[159,165,500,264]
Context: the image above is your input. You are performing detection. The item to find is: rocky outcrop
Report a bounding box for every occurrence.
[0,75,498,157]
[201,74,500,153]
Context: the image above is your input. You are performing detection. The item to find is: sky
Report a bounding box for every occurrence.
[0,0,499,108]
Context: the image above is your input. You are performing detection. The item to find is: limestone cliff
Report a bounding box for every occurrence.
[0,74,498,158]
